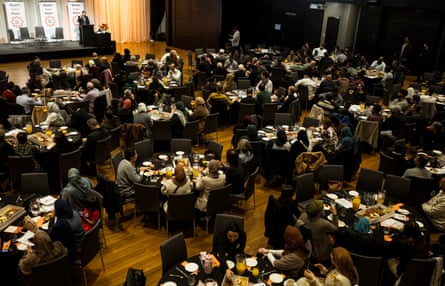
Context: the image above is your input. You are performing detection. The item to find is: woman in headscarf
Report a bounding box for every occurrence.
[161,163,192,213]
[195,159,226,212]
[41,102,65,127]
[336,127,354,152]
[48,199,85,262]
[258,225,309,277]
[170,101,188,138]
[312,118,339,161]
[19,231,67,278]
[60,168,93,211]
[189,97,210,136]
[272,128,291,151]
[298,247,358,286]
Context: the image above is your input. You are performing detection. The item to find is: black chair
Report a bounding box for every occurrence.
[19,27,33,40]
[59,148,82,189]
[350,252,383,286]
[205,184,231,233]
[212,214,244,252]
[274,113,292,126]
[232,129,248,148]
[384,175,411,204]
[52,27,64,41]
[31,253,72,286]
[134,139,153,166]
[181,95,194,109]
[35,26,46,39]
[160,232,187,274]
[109,126,121,151]
[110,62,120,77]
[318,165,344,193]
[49,59,62,69]
[196,71,208,90]
[430,85,444,94]
[170,138,192,153]
[8,29,22,43]
[209,98,229,128]
[378,151,396,176]
[86,189,107,247]
[166,192,196,237]
[289,99,302,124]
[152,120,172,148]
[302,116,320,128]
[238,103,255,123]
[8,155,35,191]
[238,79,251,89]
[263,148,292,184]
[21,172,50,195]
[133,183,161,231]
[111,151,123,177]
[183,119,200,145]
[206,140,223,160]
[397,258,437,286]
[409,176,436,206]
[250,141,265,169]
[355,168,384,193]
[230,167,259,210]
[72,59,83,67]
[296,173,315,209]
[80,221,105,286]
[258,103,278,127]
[298,85,310,110]
[365,95,380,106]
[145,53,156,60]
[95,136,112,174]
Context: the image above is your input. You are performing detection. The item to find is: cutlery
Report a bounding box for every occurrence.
[169,274,184,279]
[175,266,188,277]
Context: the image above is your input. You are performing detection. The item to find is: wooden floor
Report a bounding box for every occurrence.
[2,42,388,285]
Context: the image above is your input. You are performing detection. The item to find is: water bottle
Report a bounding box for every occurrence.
[204,254,213,275]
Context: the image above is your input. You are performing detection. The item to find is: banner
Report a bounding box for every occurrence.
[39,2,58,38]
[4,2,27,39]
[67,2,84,41]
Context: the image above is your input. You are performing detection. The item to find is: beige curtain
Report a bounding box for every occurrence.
[87,0,150,43]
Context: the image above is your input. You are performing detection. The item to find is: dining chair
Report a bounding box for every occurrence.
[205,184,231,234]
[384,175,410,204]
[19,27,32,40]
[258,103,278,127]
[196,71,208,90]
[355,168,384,193]
[232,128,248,148]
[409,176,436,206]
[206,140,223,160]
[86,189,107,248]
[250,140,265,170]
[202,112,219,143]
[212,214,244,252]
[302,116,320,128]
[298,85,310,110]
[109,125,121,151]
[111,151,123,178]
[32,253,72,286]
[49,59,62,69]
[80,221,105,286]
[318,165,344,194]
[145,53,156,60]
[289,99,302,124]
[181,95,194,109]
[134,139,153,166]
[170,138,192,153]
[378,151,396,176]
[183,119,200,145]
[133,183,161,231]
[8,155,35,191]
[160,232,187,274]
[295,173,315,209]
[238,103,255,123]
[230,167,259,210]
[72,59,83,67]
[95,136,112,175]
[365,95,380,106]
[35,26,46,39]
[59,148,82,189]
[166,192,196,237]
[238,79,251,90]
[350,253,383,286]
[21,172,50,195]
[274,113,292,126]
[397,258,437,286]
[152,120,172,149]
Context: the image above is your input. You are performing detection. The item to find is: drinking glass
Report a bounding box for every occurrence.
[187,274,196,286]
[352,196,361,210]
[235,254,246,275]
[377,190,386,205]
[30,199,40,217]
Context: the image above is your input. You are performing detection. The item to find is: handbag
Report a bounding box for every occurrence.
[123,268,146,286]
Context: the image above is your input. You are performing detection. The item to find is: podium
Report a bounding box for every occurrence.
[96,33,111,47]
[81,24,96,46]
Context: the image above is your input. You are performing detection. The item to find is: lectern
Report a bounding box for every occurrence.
[81,24,95,46]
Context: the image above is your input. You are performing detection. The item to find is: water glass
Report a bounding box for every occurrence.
[30,199,40,217]
[187,274,196,286]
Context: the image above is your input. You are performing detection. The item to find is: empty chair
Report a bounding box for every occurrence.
[170,138,192,153]
[80,221,105,286]
[206,140,223,160]
[230,167,259,210]
[8,155,35,191]
[72,59,83,67]
[258,103,278,127]
[8,29,22,43]
[302,116,320,128]
[160,232,187,274]
[274,113,292,126]
[52,27,64,41]
[21,173,50,195]
[378,151,396,176]
[350,253,383,286]
[318,165,344,193]
[183,119,200,145]
[355,168,384,193]
[111,151,123,177]
[295,173,315,209]
[35,26,46,39]
[397,258,437,286]
[49,59,62,69]
[409,176,436,205]
[238,79,251,89]
[212,214,244,251]
[196,71,208,90]
[365,95,380,106]
[145,53,156,59]
[20,27,33,40]
[59,148,82,188]
[109,126,121,151]
[298,85,310,110]
[238,103,255,123]
[134,139,153,165]
[32,253,72,286]
[289,99,302,124]
[205,184,231,233]
[133,183,161,231]
[166,192,196,237]
[95,136,112,174]
[203,113,219,142]
[152,120,172,146]
[384,175,411,204]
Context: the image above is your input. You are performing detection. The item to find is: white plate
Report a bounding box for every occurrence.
[226,260,234,269]
[261,137,270,141]
[349,190,359,197]
[142,161,151,167]
[416,221,424,228]
[323,203,331,211]
[41,222,49,230]
[162,282,177,286]
[327,214,346,227]
[284,279,297,286]
[326,193,338,200]
[398,208,409,215]
[176,151,185,156]
[245,257,257,267]
[269,273,284,283]
[158,154,168,160]
[184,262,199,272]
[17,243,28,251]
[265,126,274,129]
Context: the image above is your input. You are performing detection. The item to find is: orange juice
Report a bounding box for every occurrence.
[166,167,172,177]
[45,130,52,137]
[25,124,32,134]
[352,196,361,210]
[236,262,246,275]
[192,167,199,178]
[252,267,259,278]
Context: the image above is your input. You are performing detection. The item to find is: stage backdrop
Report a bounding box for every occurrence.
[4,1,27,39]
[39,2,58,39]
[67,2,84,41]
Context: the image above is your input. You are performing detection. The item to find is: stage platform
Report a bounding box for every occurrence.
[0,40,116,63]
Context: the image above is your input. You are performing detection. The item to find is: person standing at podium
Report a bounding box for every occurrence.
[77,10,90,44]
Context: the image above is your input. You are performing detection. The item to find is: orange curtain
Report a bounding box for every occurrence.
[86,0,150,43]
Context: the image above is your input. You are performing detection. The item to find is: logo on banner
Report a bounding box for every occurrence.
[44,16,56,27]
[10,16,25,28]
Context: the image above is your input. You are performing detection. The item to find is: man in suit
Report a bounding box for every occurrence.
[77,10,90,44]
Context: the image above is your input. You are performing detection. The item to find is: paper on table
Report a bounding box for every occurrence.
[3,225,20,233]
[39,195,57,206]
[380,218,404,231]
[16,230,35,246]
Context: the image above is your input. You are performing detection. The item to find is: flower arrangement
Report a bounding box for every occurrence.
[99,23,108,32]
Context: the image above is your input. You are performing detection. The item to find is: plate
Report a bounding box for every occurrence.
[41,222,49,230]
[176,151,185,156]
[158,154,168,160]
[269,273,284,284]
[349,190,359,197]
[326,193,338,200]
[284,279,297,286]
[245,257,257,267]
[261,137,270,141]
[416,221,424,228]
[184,262,199,272]
[398,208,409,215]
[327,214,346,227]
[226,260,234,269]
[265,126,274,130]
[142,161,151,167]
[323,203,331,211]
[162,282,177,286]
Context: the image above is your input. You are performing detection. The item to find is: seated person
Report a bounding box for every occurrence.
[223,149,245,195]
[161,164,192,213]
[367,103,384,125]
[272,129,291,151]
[215,221,246,263]
[419,121,445,152]
[222,73,237,92]
[422,177,445,233]
[169,101,188,138]
[258,226,308,277]
[239,88,256,105]
[101,108,121,130]
[60,168,93,211]
[41,102,65,127]
[13,132,38,157]
[402,153,431,179]
[195,160,226,212]
[312,118,338,161]
[79,197,101,232]
[236,138,253,165]
[116,148,148,199]
[80,118,110,175]
[189,97,210,136]
[277,86,298,114]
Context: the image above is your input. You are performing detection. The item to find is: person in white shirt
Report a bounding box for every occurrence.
[295,73,317,101]
[166,63,182,85]
[229,26,240,57]
[16,88,41,114]
[255,71,273,93]
[312,44,327,59]
[370,56,386,71]
[422,177,445,232]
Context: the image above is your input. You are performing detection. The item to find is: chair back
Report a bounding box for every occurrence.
[153,120,172,142]
[54,27,64,40]
[356,168,384,193]
[261,103,278,126]
[409,176,436,205]
[318,165,344,193]
[298,85,310,109]
[250,141,265,167]
[378,151,396,176]
[59,148,82,188]
[397,258,437,286]
[95,136,111,165]
[207,140,223,160]
[238,103,255,123]
[289,99,302,124]
[238,79,251,90]
[181,95,194,109]
[134,183,161,213]
[35,26,46,39]
[167,192,195,222]
[170,138,192,153]
[21,172,50,195]
[350,253,383,286]
[80,221,103,269]
[145,53,156,60]
[212,214,244,251]
[365,95,379,106]
[399,122,416,145]
[49,59,62,69]
[160,232,187,274]
[233,129,248,147]
[32,253,72,286]
[8,155,35,188]
[384,175,411,204]
[302,116,320,128]
[20,27,32,40]
[183,119,200,144]
[274,113,292,126]
[110,62,120,77]
[244,167,259,201]
[111,151,123,177]
[207,184,231,216]
[109,126,121,151]
[296,173,315,204]
[72,59,83,67]
[134,139,153,165]
[196,71,208,89]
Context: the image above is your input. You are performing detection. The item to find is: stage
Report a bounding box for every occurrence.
[0,40,116,63]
